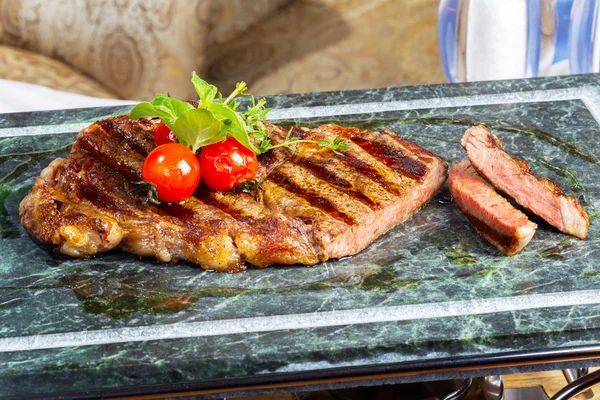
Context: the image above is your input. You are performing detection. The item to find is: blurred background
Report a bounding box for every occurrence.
[0,0,445,101]
[0,0,597,103]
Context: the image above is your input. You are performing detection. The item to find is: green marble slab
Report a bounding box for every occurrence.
[2,75,600,398]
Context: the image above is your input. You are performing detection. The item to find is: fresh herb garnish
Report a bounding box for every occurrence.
[129,72,348,156]
[257,127,350,155]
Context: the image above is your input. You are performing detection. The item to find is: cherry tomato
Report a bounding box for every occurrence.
[199,136,258,191]
[142,143,201,203]
[154,122,176,146]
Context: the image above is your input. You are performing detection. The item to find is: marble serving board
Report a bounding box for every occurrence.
[2,75,600,399]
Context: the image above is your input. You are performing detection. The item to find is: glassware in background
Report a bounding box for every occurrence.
[438,0,574,83]
[548,0,574,74]
[569,0,599,74]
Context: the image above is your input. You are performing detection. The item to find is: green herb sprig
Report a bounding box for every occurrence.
[257,128,350,155]
[129,72,348,156]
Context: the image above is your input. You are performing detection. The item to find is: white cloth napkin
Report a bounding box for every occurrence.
[0,79,136,114]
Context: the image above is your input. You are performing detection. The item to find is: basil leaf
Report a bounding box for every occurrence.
[130,101,176,122]
[152,94,195,116]
[192,72,217,107]
[207,102,258,153]
[130,94,194,131]
[172,108,223,153]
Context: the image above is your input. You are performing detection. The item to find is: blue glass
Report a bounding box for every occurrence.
[438,0,574,82]
[526,0,542,77]
[569,0,599,74]
[554,0,574,62]
[438,0,459,82]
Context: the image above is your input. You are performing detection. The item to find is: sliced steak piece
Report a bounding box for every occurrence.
[449,159,537,255]
[20,116,447,271]
[461,125,589,239]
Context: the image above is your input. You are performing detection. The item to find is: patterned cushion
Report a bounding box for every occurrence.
[0,0,290,100]
[205,0,444,95]
[0,44,118,98]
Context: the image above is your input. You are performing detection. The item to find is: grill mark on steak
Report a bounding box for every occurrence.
[192,189,321,267]
[97,117,154,157]
[76,133,100,153]
[296,158,351,188]
[385,130,438,161]
[335,152,402,196]
[266,170,357,225]
[287,126,309,140]
[255,147,289,181]
[64,156,140,217]
[295,158,380,209]
[349,137,429,182]
[197,192,244,219]
[76,127,144,182]
[166,198,238,237]
[486,130,503,149]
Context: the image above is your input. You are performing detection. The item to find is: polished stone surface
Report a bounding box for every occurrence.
[1,75,600,398]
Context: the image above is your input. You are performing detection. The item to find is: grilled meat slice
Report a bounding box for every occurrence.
[449,159,537,255]
[461,125,588,239]
[20,116,447,271]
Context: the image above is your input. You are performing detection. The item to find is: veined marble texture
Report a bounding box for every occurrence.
[1,75,600,398]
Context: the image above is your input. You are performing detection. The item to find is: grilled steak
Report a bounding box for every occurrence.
[19,116,447,272]
[449,159,537,255]
[461,125,588,239]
